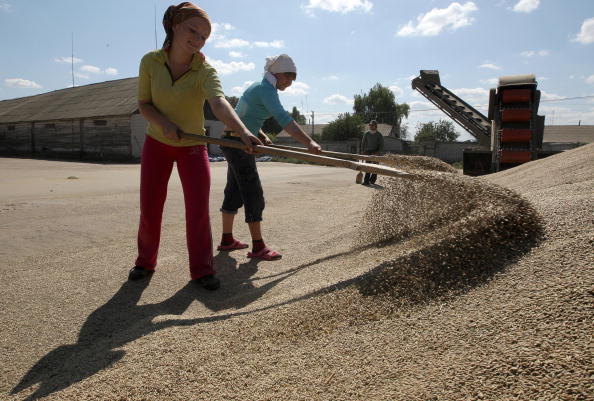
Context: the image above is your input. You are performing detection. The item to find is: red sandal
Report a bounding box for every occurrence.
[217,239,249,251]
[247,247,282,261]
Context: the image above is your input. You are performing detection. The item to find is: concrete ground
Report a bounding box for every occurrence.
[1,145,591,401]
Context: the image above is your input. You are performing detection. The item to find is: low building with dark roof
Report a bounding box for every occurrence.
[542,125,594,151]
[0,78,224,161]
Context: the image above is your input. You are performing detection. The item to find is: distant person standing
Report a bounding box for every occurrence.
[217,54,321,261]
[130,2,261,290]
[360,120,384,185]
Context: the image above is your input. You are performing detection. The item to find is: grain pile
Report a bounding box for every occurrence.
[3,144,592,401]
[381,152,458,173]
[356,158,543,303]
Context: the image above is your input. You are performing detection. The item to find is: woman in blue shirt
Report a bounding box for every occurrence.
[218,54,321,260]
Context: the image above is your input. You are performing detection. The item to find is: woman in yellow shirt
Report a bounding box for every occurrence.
[130,2,261,290]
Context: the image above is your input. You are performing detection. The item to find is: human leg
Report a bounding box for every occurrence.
[369,160,379,183]
[176,145,215,281]
[363,172,371,185]
[134,136,175,272]
[218,148,249,250]
[248,221,262,241]
[217,212,248,251]
[225,148,280,260]
[247,221,282,261]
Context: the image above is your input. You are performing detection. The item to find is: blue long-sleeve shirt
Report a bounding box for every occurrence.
[235,78,293,135]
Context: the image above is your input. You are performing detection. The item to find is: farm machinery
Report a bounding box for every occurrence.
[412,70,547,175]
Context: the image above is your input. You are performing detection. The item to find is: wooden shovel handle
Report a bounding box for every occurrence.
[269,143,385,163]
[179,132,410,178]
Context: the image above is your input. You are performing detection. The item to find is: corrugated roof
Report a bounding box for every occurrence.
[543,125,594,144]
[0,77,139,124]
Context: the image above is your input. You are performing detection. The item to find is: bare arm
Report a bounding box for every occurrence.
[258,130,273,145]
[283,120,321,154]
[208,96,262,151]
[138,100,180,142]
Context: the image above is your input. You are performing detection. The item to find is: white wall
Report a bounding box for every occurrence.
[205,120,225,155]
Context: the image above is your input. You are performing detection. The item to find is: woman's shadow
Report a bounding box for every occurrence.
[196,251,292,311]
[10,251,297,400]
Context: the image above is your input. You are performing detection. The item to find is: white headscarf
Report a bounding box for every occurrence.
[264,54,297,74]
[263,54,297,87]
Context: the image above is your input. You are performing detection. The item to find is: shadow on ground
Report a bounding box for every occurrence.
[10,248,361,400]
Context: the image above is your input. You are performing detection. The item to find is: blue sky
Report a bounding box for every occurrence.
[1,0,593,140]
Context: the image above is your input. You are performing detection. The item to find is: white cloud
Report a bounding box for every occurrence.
[586,75,594,85]
[253,40,284,48]
[409,100,435,109]
[212,22,235,34]
[211,28,284,49]
[207,58,255,75]
[0,1,10,11]
[80,65,102,74]
[4,78,41,89]
[389,85,404,98]
[210,22,235,41]
[229,51,246,58]
[540,91,564,100]
[479,63,501,70]
[323,93,353,105]
[572,17,594,44]
[54,56,83,64]
[452,87,489,106]
[520,49,549,57]
[284,82,310,96]
[397,2,478,37]
[512,0,540,13]
[480,77,499,85]
[302,0,373,16]
[76,65,117,76]
[323,75,340,81]
[74,72,90,80]
[214,38,250,48]
[231,81,254,96]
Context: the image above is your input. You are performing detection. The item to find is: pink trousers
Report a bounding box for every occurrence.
[135,135,213,280]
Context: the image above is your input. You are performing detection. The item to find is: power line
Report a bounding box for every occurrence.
[540,95,594,102]
[306,94,594,117]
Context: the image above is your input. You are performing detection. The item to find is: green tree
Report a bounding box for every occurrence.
[414,120,460,143]
[394,103,410,138]
[321,113,364,141]
[291,106,307,124]
[353,83,410,138]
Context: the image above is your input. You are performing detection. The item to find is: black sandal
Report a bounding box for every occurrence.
[128,266,154,281]
[193,274,220,291]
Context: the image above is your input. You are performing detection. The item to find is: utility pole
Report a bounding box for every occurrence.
[154,2,158,49]
[311,111,314,138]
[71,33,75,87]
